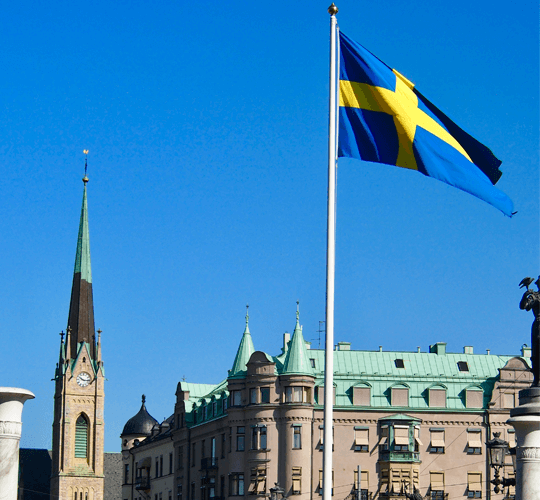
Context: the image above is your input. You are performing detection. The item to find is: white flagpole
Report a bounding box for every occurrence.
[323,4,338,500]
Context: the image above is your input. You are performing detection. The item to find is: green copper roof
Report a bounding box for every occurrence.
[74,184,92,283]
[229,308,255,379]
[281,309,314,376]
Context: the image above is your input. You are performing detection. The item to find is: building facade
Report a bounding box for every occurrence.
[51,175,106,500]
[122,308,530,500]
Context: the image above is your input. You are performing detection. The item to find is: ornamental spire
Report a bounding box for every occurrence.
[229,306,255,378]
[282,301,314,376]
[66,152,96,359]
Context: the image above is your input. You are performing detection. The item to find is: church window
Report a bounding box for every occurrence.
[75,415,89,458]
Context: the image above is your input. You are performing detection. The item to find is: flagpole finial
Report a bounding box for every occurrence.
[83,149,89,184]
[328,3,338,15]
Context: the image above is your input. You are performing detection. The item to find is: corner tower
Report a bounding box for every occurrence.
[51,168,105,500]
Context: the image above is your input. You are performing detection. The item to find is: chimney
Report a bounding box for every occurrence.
[337,342,351,351]
[463,346,473,354]
[429,342,447,355]
[522,345,532,358]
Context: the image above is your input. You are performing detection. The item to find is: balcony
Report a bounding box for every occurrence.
[135,476,151,491]
[201,457,219,470]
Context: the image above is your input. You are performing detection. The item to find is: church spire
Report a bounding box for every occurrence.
[67,156,96,359]
[229,305,255,379]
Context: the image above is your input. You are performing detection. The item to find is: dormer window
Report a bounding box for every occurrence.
[394,359,405,369]
[457,361,469,372]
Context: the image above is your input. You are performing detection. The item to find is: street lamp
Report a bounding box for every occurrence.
[487,432,515,493]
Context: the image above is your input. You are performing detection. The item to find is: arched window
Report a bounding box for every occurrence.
[75,415,89,458]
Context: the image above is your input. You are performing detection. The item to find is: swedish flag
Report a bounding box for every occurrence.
[338,32,514,217]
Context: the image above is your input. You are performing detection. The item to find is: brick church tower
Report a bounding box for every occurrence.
[51,170,105,500]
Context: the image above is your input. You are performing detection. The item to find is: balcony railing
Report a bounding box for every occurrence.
[201,457,219,470]
[379,449,420,462]
[135,477,151,491]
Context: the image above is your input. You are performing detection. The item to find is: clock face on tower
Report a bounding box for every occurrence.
[76,372,91,387]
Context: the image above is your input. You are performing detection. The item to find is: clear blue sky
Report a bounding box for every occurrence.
[1,1,537,452]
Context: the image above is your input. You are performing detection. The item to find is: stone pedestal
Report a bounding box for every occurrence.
[508,387,540,500]
[0,387,35,500]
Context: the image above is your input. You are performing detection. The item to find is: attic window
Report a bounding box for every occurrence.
[310,359,316,368]
[394,359,405,369]
[457,361,469,372]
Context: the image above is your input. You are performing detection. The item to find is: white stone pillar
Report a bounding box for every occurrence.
[0,387,35,500]
[508,387,540,500]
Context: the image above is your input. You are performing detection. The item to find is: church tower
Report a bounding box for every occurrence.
[51,167,105,500]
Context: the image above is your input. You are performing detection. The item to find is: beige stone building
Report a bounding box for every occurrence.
[122,308,530,500]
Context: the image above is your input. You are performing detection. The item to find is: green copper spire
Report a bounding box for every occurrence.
[282,301,314,376]
[229,305,255,378]
[67,170,96,359]
[74,180,92,283]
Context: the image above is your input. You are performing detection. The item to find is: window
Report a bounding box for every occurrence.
[202,406,207,420]
[156,458,159,478]
[221,433,226,458]
[466,388,483,408]
[231,391,242,406]
[250,388,258,404]
[160,455,163,477]
[293,425,302,449]
[201,440,205,458]
[222,397,228,412]
[391,387,409,406]
[414,426,422,452]
[429,388,446,408]
[467,472,482,498]
[318,469,334,496]
[220,476,225,499]
[251,425,267,450]
[354,427,369,452]
[352,386,370,406]
[394,359,405,368]
[169,452,173,474]
[429,428,445,453]
[310,358,316,368]
[192,443,196,466]
[467,429,482,454]
[285,386,303,403]
[178,446,184,470]
[229,473,245,496]
[212,401,217,416]
[248,467,266,495]
[429,471,444,498]
[457,361,469,371]
[317,385,336,405]
[211,437,216,459]
[124,463,130,484]
[353,470,369,500]
[75,415,88,458]
[177,483,182,500]
[260,387,270,403]
[292,467,302,495]
[319,425,334,450]
[208,477,216,499]
[236,427,245,451]
[394,425,410,451]
[504,392,516,408]
[191,483,196,500]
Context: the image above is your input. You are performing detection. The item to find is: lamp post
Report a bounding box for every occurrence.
[487,432,515,494]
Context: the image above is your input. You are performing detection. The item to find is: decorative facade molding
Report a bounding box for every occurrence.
[518,447,540,461]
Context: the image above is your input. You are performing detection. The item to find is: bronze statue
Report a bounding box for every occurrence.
[519,276,540,386]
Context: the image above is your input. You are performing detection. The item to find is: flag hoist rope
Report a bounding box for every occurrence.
[323,4,339,500]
